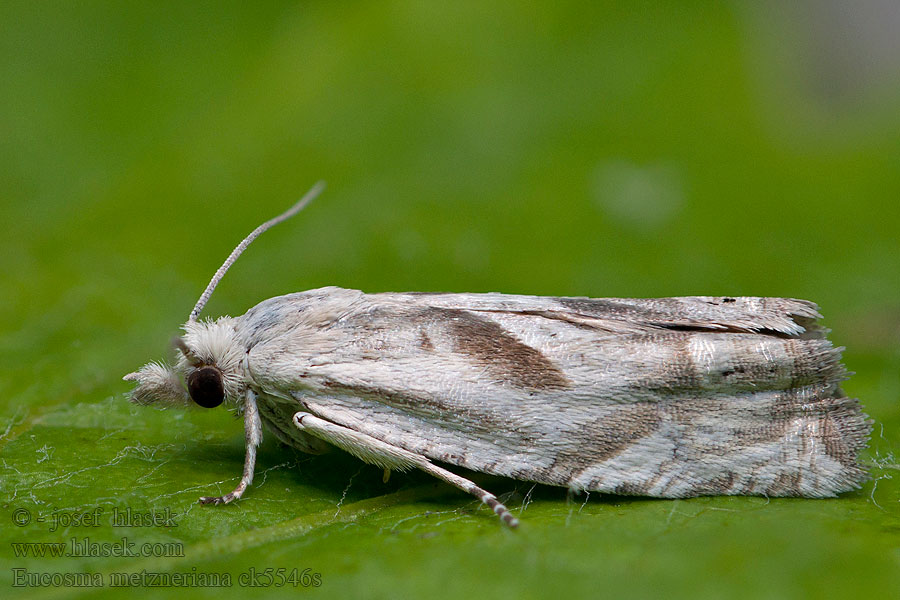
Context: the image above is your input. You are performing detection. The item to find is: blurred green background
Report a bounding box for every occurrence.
[2,2,899,599]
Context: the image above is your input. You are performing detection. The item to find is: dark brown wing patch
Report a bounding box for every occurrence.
[421,308,571,391]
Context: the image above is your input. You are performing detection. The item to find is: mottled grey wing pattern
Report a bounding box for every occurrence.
[391,291,824,336]
[242,287,870,498]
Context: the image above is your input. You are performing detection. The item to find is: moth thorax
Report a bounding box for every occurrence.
[187,366,225,408]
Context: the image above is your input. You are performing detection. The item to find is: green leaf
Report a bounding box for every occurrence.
[2,2,899,599]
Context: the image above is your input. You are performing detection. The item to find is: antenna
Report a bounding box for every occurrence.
[189,181,326,322]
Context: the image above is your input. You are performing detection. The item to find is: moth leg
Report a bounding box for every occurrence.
[293,412,519,527]
[200,389,262,505]
[417,459,520,528]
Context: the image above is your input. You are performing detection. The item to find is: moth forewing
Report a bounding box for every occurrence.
[125,187,871,527]
[243,289,870,503]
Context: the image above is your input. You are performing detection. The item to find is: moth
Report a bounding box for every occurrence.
[125,183,871,528]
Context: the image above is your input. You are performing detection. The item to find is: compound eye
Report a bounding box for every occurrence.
[187,366,225,408]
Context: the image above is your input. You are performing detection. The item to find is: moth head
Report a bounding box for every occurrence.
[123,182,324,409]
[124,317,245,409]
